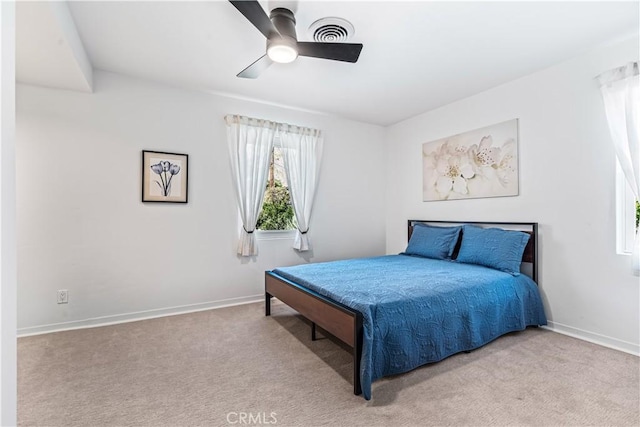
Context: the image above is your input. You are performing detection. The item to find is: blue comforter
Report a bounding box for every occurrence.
[272,255,547,400]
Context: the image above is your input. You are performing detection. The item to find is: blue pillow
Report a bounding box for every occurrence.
[456,225,530,275]
[404,224,462,260]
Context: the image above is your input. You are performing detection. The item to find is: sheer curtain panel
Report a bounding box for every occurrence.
[279,124,323,251]
[598,62,640,275]
[225,115,277,256]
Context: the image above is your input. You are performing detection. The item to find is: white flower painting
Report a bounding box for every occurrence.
[423,119,519,201]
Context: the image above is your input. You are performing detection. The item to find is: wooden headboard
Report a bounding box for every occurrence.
[407,220,539,283]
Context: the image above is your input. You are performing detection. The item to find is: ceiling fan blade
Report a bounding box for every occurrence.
[237,54,273,79]
[297,42,363,63]
[229,0,279,39]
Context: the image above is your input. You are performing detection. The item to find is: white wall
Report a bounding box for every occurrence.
[16,71,386,333]
[1,1,17,424]
[385,37,640,354]
[16,36,640,359]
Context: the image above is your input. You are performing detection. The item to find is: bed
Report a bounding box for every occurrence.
[264,220,547,400]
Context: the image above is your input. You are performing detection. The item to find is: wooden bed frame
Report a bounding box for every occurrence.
[265,220,538,396]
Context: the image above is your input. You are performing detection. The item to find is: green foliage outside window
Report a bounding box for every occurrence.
[257,147,296,231]
[257,181,295,230]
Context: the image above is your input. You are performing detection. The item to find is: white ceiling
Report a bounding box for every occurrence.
[16,1,640,126]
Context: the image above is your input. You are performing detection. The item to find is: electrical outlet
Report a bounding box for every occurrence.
[57,290,68,304]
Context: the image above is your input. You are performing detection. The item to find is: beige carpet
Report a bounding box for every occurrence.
[18,301,639,427]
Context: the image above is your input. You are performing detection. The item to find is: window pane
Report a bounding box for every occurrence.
[257,146,296,231]
[273,146,287,187]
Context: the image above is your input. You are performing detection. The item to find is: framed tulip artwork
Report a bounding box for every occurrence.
[141,150,188,203]
[422,119,519,201]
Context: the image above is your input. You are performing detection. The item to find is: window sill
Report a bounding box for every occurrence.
[256,229,297,241]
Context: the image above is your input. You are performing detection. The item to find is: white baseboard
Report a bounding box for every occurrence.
[17,294,263,337]
[543,321,639,356]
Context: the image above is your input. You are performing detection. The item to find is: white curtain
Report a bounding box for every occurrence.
[225,115,277,256]
[279,124,323,251]
[598,62,640,275]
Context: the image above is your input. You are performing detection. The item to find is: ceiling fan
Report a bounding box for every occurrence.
[230,1,363,78]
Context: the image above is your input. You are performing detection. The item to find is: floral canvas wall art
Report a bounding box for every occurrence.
[142,151,188,203]
[423,119,519,201]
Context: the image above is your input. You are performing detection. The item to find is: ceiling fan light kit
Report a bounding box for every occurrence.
[266,8,298,63]
[230,0,363,78]
[267,43,298,63]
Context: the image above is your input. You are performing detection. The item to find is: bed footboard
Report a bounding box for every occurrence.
[265,271,363,395]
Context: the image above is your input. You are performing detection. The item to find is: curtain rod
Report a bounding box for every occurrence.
[224,114,322,135]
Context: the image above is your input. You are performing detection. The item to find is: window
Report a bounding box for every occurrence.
[616,160,639,255]
[256,145,296,231]
[226,114,321,255]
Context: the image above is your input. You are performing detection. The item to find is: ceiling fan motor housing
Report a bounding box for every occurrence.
[267,8,297,53]
[230,0,363,77]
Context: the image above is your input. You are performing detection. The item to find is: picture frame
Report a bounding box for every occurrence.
[422,119,519,201]
[141,150,188,203]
